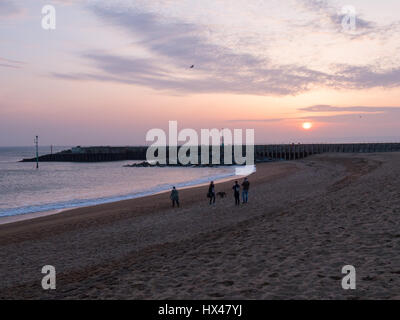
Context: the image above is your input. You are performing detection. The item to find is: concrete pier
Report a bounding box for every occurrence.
[254,143,400,161]
[21,143,400,163]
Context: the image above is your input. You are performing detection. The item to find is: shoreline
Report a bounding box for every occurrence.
[0,168,248,226]
[0,209,64,226]
[0,161,276,246]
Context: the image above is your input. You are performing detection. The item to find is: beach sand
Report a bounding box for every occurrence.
[1,153,400,299]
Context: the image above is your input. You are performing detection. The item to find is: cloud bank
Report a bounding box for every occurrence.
[229,105,400,123]
[52,2,400,96]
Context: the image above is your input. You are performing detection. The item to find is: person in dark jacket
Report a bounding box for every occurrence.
[208,181,216,205]
[241,177,250,203]
[232,181,240,206]
[170,186,179,208]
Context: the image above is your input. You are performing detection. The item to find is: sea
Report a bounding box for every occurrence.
[0,146,240,220]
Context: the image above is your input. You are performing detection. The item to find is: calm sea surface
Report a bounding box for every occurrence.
[0,147,237,218]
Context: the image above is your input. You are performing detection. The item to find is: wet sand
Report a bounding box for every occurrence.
[1,153,400,299]
[0,210,64,226]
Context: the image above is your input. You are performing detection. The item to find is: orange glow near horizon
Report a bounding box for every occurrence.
[302,122,313,130]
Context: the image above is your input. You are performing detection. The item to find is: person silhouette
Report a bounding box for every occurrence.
[170,186,180,208]
[241,178,250,203]
[208,181,216,205]
[232,181,240,206]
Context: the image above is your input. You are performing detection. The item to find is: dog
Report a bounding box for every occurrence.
[217,192,227,199]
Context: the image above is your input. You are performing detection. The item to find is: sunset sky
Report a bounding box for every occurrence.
[1,0,400,146]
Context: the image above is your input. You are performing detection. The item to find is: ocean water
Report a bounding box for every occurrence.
[0,147,238,219]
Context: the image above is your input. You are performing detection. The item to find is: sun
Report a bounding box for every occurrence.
[302,122,313,130]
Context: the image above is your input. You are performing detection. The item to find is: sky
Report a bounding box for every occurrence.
[1,0,400,146]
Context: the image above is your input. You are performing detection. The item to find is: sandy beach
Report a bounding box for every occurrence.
[1,153,400,300]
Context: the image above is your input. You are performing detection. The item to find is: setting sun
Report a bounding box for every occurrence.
[302,122,313,130]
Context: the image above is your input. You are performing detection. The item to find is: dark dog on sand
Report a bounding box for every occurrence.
[217,192,227,198]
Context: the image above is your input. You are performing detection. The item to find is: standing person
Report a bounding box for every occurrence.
[208,181,216,205]
[241,177,250,204]
[232,181,240,206]
[170,186,179,208]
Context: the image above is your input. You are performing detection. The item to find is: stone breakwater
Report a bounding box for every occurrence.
[21,143,400,163]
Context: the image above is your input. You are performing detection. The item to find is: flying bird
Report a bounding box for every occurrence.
[190,65,194,69]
